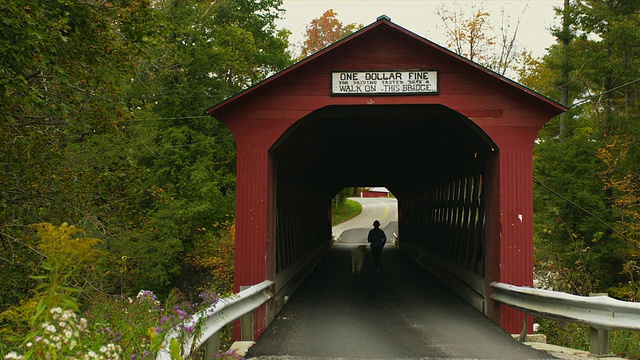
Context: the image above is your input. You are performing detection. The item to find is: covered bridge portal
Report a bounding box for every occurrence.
[206,17,566,340]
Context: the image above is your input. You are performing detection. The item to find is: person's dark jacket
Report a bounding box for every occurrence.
[368,227,387,249]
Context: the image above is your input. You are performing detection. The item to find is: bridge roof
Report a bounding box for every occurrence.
[206,16,566,197]
[206,15,566,116]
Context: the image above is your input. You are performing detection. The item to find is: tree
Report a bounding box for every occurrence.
[298,9,362,59]
[104,0,294,295]
[523,0,640,300]
[436,3,527,77]
[1,0,158,309]
[1,0,294,309]
[437,3,495,64]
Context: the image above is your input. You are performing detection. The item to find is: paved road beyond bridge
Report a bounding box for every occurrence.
[245,199,555,359]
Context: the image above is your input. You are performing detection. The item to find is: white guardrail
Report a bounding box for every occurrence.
[490,281,640,355]
[156,280,274,360]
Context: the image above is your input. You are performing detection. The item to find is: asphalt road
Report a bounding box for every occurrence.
[332,197,398,245]
[245,198,555,360]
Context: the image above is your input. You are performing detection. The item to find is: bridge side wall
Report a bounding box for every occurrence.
[231,149,274,339]
[273,173,333,313]
[398,155,487,311]
[483,130,538,333]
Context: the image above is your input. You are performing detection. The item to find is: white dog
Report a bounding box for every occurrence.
[351,245,366,275]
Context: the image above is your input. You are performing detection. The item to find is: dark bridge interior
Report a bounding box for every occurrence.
[271,104,497,197]
[271,104,496,313]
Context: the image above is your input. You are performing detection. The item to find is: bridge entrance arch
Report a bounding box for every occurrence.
[206,16,566,339]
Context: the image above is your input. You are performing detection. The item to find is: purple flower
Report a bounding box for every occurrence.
[181,324,196,334]
[175,308,187,320]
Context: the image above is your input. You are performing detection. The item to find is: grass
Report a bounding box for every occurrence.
[537,318,640,359]
[331,198,362,226]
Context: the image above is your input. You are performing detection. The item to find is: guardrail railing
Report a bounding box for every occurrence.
[490,281,640,356]
[156,280,274,360]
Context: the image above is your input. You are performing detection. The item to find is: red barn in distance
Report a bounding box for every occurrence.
[360,187,391,198]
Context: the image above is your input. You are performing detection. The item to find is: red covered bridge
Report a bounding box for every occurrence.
[206,16,566,340]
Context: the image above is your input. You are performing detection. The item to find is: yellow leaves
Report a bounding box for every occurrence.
[30,222,103,276]
[148,326,156,342]
[436,3,495,63]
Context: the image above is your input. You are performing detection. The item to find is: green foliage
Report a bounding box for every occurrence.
[30,223,102,301]
[1,0,160,309]
[528,0,640,296]
[537,318,640,359]
[611,330,640,360]
[0,223,106,356]
[0,0,292,357]
[181,224,236,297]
[0,223,241,359]
[536,319,590,352]
[331,198,362,226]
[527,2,640,357]
[2,0,293,312]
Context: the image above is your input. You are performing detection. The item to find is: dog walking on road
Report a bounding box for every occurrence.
[351,245,366,275]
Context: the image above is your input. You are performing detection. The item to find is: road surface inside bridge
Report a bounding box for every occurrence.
[245,198,555,360]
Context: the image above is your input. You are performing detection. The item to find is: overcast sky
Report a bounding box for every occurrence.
[277,0,564,58]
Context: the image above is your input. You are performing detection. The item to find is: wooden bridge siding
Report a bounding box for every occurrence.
[399,160,486,277]
[213,24,559,336]
[275,174,331,273]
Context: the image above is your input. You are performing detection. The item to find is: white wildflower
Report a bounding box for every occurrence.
[4,351,24,359]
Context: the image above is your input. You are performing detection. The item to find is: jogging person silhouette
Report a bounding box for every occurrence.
[367,220,387,275]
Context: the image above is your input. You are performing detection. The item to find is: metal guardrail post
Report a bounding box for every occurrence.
[240,285,254,341]
[203,332,221,359]
[490,282,640,358]
[241,312,254,341]
[589,293,610,356]
[590,326,609,356]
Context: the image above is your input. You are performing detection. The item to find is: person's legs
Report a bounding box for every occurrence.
[371,246,382,274]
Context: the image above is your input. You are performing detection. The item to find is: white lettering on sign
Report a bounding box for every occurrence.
[331,70,438,95]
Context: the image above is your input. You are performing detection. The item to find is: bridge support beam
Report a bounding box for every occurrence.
[233,147,276,340]
[485,129,537,334]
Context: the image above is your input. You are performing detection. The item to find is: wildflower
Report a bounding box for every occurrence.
[182,324,196,334]
[4,352,24,359]
[50,307,62,315]
[175,308,187,320]
[137,290,155,299]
